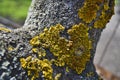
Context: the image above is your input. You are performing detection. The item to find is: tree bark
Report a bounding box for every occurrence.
[0,0,114,80]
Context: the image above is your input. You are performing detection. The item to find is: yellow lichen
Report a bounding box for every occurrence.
[66,23,92,74]
[86,72,94,77]
[22,23,91,80]
[30,36,40,46]
[8,46,14,51]
[94,1,114,28]
[0,27,11,32]
[20,56,53,80]
[32,47,46,58]
[104,2,109,10]
[54,73,61,80]
[32,48,38,53]
[78,0,104,23]
[66,67,69,72]
[29,23,92,75]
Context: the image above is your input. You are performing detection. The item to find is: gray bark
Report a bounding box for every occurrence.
[0,0,114,80]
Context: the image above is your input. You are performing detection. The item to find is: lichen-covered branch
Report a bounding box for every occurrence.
[0,0,114,80]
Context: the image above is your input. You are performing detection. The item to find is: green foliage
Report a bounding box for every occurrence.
[0,0,31,22]
[115,0,120,5]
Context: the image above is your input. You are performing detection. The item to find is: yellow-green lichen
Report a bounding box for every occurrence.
[54,73,61,80]
[78,0,103,23]
[0,27,11,32]
[32,47,46,59]
[29,23,92,75]
[30,36,40,46]
[86,72,94,77]
[66,23,92,74]
[20,23,92,80]
[94,1,114,28]
[20,56,53,80]
[66,67,69,72]
[8,46,14,51]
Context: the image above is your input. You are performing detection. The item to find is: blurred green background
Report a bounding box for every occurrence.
[0,0,119,25]
[115,0,120,5]
[0,0,31,25]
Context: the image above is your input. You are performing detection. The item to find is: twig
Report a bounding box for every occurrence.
[0,16,22,29]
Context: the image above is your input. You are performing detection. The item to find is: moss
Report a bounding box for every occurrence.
[0,27,11,32]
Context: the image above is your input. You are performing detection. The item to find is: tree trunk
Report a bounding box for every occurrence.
[0,0,114,80]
